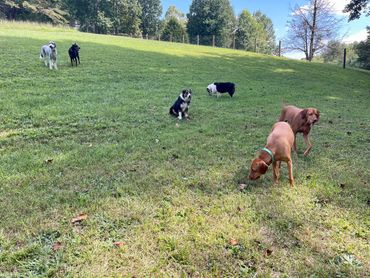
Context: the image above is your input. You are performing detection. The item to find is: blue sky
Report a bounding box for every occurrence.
[161,0,369,57]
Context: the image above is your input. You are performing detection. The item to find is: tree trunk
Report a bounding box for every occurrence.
[308,0,318,61]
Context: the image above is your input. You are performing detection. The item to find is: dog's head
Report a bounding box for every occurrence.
[301,108,320,126]
[181,89,192,102]
[71,42,80,51]
[48,41,56,48]
[207,83,217,95]
[249,158,269,180]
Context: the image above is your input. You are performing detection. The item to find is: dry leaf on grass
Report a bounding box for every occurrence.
[71,213,88,224]
[52,241,62,251]
[113,241,125,248]
[44,159,53,164]
[229,238,238,246]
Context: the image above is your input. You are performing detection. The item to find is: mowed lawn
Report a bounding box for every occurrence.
[0,22,369,277]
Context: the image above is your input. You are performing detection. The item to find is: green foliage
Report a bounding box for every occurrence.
[235,9,261,52]
[164,5,187,26]
[108,0,142,36]
[320,40,359,67]
[355,27,370,69]
[253,11,276,54]
[187,0,235,47]
[161,17,187,43]
[138,0,162,36]
[343,0,370,21]
[0,0,68,23]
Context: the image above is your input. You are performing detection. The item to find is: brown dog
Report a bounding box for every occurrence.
[249,122,295,186]
[278,105,320,156]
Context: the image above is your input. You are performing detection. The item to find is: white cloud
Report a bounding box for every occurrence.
[343,29,368,43]
[331,0,351,15]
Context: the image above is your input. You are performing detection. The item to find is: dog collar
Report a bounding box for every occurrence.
[261,147,275,163]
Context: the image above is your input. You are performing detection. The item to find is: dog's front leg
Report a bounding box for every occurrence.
[272,161,281,185]
[303,134,312,156]
[287,159,294,187]
[178,112,182,120]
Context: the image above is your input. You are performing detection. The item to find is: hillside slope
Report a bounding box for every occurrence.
[0,22,369,277]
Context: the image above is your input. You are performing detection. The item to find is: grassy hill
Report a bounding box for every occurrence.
[0,21,369,277]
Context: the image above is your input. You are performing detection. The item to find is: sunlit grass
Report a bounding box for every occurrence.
[0,21,369,277]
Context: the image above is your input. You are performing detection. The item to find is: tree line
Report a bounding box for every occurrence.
[0,0,277,54]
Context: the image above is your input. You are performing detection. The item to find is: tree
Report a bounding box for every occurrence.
[109,0,141,36]
[164,5,187,26]
[320,40,359,67]
[285,0,342,61]
[187,0,235,47]
[253,11,276,54]
[343,0,369,21]
[161,17,187,42]
[235,10,261,51]
[0,0,68,23]
[355,27,370,69]
[137,0,161,36]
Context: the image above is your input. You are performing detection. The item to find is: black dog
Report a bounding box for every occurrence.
[169,89,192,120]
[68,43,80,66]
[207,82,235,97]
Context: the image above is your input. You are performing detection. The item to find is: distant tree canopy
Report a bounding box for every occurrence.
[161,17,187,42]
[138,0,162,36]
[355,27,370,69]
[235,10,276,54]
[343,0,369,21]
[0,0,68,23]
[187,0,236,47]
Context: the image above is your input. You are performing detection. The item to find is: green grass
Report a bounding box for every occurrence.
[0,21,369,277]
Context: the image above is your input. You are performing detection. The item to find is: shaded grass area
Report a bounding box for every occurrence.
[0,22,369,277]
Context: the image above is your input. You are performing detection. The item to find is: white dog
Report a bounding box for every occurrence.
[40,41,57,70]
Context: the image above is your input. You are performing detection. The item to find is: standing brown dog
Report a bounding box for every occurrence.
[249,122,295,186]
[278,105,320,156]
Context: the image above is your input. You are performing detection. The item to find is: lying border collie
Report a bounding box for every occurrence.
[40,41,57,70]
[68,43,80,66]
[169,89,192,120]
[207,82,235,97]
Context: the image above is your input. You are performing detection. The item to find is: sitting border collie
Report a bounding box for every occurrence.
[40,41,57,70]
[68,43,80,66]
[169,89,192,120]
[207,82,235,97]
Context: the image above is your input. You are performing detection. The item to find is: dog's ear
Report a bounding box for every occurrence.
[259,161,269,174]
[300,109,308,120]
[316,109,320,119]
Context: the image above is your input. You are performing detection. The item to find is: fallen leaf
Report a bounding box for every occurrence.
[175,123,179,128]
[113,241,125,248]
[229,238,238,246]
[52,241,62,251]
[264,248,273,256]
[71,213,88,224]
[44,159,53,164]
[239,184,247,190]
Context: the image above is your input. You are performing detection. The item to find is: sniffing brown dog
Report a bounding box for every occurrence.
[278,105,320,156]
[249,122,295,186]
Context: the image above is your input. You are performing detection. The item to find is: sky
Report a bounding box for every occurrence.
[161,0,369,59]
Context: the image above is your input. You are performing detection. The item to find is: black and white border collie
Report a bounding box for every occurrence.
[169,89,192,120]
[207,82,235,97]
[40,41,57,70]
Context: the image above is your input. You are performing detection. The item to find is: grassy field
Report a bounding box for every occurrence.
[0,21,369,277]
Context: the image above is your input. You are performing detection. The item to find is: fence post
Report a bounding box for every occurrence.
[146,34,148,40]
[170,34,172,42]
[233,34,235,49]
[197,35,199,45]
[182,35,185,43]
[343,48,347,69]
[212,35,215,47]
[158,35,160,41]
[278,40,281,57]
